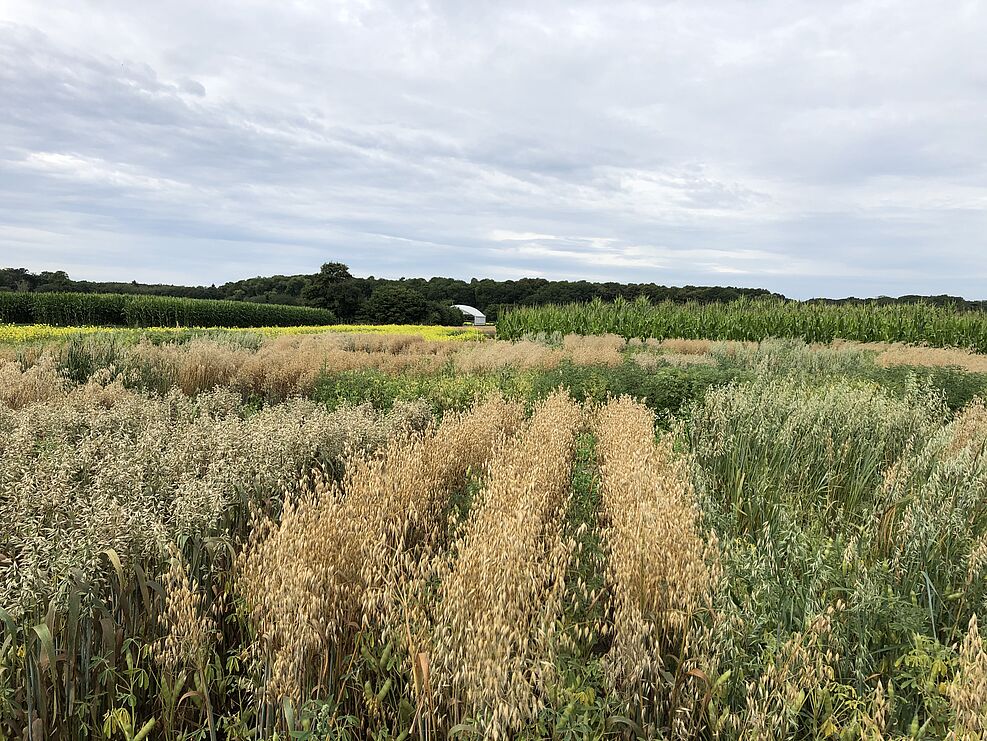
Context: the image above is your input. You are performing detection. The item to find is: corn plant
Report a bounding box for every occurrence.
[498,296,987,352]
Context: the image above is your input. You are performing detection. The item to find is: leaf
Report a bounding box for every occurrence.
[178,690,204,708]
[687,667,710,686]
[100,616,116,659]
[606,714,643,735]
[102,548,126,589]
[67,577,81,646]
[0,605,18,639]
[449,723,481,738]
[132,563,152,611]
[283,697,295,730]
[32,623,59,697]
[376,678,392,702]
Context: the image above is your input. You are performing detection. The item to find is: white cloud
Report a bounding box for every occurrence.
[488,230,560,242]
[0,1,986,298]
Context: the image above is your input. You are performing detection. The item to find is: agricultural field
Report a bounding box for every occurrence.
[0,291,335,329]
[0,323,485,346]
[2,321,987,739]
[499,296,987,353]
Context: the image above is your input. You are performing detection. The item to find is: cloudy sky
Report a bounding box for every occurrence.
[1,1,985,298]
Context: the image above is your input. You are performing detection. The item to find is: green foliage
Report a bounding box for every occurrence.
[0,545,228,740]
[872,365,987,412]
[361,284,429,324]
[0,291,32,322]
[689,377,942,531]
[426,302,467,326]
[0,291,335,327]
[687,375,986,737]
[531,360,748,418]
[302,263,365,321]
[703,337,987,413]
[314,368,502,412]
[499,295,987,352]
[311,360,745,418]
[1,264,779,324]
[6,328,987,738]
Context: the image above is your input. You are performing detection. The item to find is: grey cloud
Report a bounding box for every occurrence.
[180,79,206,97]
[0,2,986,298]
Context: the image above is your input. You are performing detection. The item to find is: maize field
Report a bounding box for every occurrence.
[498,296,987,353]
[0,292,335,328]
[2,325,987,739]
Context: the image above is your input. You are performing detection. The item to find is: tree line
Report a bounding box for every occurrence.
[4,263,981,325]
[0,264,781,325]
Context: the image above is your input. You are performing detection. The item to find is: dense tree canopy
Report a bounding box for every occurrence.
[361,284,428,324]
[5,264,977,326]
[301,263,365,320]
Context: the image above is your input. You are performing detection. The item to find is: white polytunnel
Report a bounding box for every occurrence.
[451,304,486,326]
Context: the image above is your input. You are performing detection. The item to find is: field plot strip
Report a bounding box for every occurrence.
[593,397,714,737]
[430,392,582,738]
[236,396,522,734]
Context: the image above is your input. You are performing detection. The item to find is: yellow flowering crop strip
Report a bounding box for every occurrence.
[0,323,486,344]
[0,325,111,343]
[265,324,486,341]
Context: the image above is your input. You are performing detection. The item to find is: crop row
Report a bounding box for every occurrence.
[0,291,335,327]
[498,296,987,351]
[3,335,987,737]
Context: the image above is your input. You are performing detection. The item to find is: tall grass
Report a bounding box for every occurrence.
[5,326,987,737]
[688,377,942,532]
[0,291,335,327]
[0,384,431,620]
[499,296,987,352]
[236,396,523,737]
[0,383,434,738]
[687,377,987,736]
[593,398,714,735]
[431,392,582,737]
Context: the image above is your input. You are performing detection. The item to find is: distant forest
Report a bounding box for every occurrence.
[2,264,984,324]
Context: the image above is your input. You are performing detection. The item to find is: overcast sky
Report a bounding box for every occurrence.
[1,1,985,298]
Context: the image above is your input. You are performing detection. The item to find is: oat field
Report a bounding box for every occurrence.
[2,325,987,739]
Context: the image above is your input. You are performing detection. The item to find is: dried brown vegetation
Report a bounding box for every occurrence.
[654,338,716,355]
[949,614,987,739]
[237,396,524,716]
[453,339,564,372]
[593,397,714,733]
[130,333,459,398]
[0,357,69,408]
[562,333,625,366]
[6,324,987,738]
[875,343,987,374]
[431,392,582,737]
[453,333,627,372]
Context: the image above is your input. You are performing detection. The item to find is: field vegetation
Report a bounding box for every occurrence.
[2,322,987,738]
[0,292,334,328]
[499,296,987,353]
[1,264,778,324]
[0,323,484,346]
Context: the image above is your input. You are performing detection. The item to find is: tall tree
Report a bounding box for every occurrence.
[361,284,428,324]
[302,262,363,320]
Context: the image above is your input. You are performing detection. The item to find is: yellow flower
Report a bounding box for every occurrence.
[0,323,485,345]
